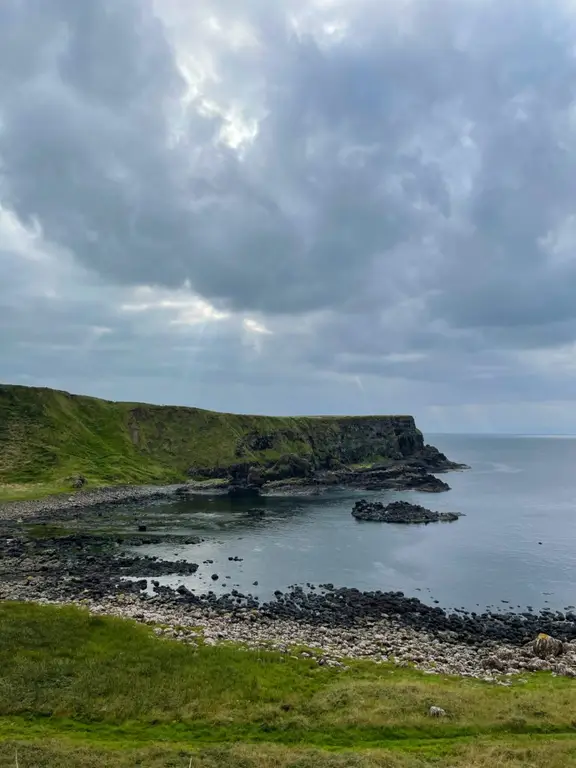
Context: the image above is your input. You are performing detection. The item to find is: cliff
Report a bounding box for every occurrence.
[0,383,433,496]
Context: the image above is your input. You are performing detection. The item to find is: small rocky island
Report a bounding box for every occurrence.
[352,499,462,524]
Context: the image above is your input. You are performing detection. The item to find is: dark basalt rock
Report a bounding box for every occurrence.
[328,464,451,493]
[184,433,464,496]
[6,518,576,648]
[227,484,261,499]
[263,454,314,482]
[352,499,461,524]
[414,444,470,472]
[225,463,266,498]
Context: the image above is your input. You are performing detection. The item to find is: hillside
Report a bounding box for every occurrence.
[0,383,425,497]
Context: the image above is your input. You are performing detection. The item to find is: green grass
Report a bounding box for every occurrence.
[3,740,576,767]
[0,383,418,500]
[1,602,576,766]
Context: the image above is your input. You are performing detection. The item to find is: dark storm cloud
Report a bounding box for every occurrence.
[0,0,456,313]
[3,0,576,429]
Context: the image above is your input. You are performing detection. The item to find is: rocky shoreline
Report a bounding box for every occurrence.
[4,450,572,681]
[12,591,576,682]
[1,519,576,680]
[0,446,466,521]
[0,484,185,522]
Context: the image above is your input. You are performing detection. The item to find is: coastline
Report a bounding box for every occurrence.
[1,507,576,680]
[5,591,576,682]
[3,456,573,682]
[0,450,467,520]
[0,483,185,521]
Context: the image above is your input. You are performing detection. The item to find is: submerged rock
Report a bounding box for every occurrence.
[352,499,461,524]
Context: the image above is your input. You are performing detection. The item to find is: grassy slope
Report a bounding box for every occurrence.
[0,383,414,500]
[1,602,576,766]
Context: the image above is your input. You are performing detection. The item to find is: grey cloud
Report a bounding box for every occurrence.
[3,0,576,430]
[0,0,455,313]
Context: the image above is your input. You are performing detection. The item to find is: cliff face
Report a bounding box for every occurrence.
[303,415,424,465]
[195,414,425,480]
[0,383,427,492]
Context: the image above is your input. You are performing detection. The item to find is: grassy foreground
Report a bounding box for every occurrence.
[1,603,576,766]
[0,383,417,500]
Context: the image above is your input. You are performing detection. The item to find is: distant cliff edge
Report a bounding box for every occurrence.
[0,383,463,496]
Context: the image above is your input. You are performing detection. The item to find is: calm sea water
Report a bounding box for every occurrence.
[111,435,576,613]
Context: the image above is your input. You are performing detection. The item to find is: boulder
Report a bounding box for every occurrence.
[482,655,509,672]
[533,633,564,658]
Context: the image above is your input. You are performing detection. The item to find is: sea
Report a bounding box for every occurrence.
[105,435,576,614]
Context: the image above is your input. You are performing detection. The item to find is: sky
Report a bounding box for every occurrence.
[2,0,576,434]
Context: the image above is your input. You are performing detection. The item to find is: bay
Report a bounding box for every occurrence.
[109,435,576,613]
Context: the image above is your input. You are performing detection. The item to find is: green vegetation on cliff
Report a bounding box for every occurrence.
[1,602,576,766]
[0,383,423,499]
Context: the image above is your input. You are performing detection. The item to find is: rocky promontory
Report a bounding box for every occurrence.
[1,383,467,501]
[183,443,464,497]
[352,499,461,523]
[316,461,452,493]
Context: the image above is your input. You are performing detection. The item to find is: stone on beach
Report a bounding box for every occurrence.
[533,633,564,658]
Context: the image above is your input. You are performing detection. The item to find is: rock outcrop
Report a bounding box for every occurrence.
[187,426,467,495]
[328,463,452,493]
[189,416,440,481]
[352,499,461,523]
[185,453,459,496]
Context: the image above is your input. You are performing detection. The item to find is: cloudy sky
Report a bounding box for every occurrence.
[2,0,576,433]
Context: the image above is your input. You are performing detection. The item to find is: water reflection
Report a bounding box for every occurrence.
[70,435,576,612]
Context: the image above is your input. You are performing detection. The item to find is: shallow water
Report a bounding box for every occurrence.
[83,435,576,613]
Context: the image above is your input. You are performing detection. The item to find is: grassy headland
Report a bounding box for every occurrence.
[1,602,576,766]
[0,383,422,500]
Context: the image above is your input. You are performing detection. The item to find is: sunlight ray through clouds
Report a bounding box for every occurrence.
[3,0,576,429]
